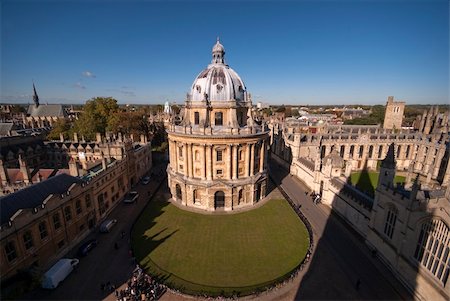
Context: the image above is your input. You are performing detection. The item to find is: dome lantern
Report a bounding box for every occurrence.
[212,37,225,64]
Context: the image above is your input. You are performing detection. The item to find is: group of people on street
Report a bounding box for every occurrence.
[115,266,166,301]
[310,191,322,204]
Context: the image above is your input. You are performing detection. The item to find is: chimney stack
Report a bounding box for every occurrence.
[0,159,9,186]
[69,158,79,177]
[18,155,31,184]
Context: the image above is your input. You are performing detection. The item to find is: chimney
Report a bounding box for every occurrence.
[36,172,42,183]
[69,158,79,177]
[18,155,31,184]
[0,159,9,186]
[73,132,78,143]
[60,132,64,142]
[96,132,102,143]
[387,96,394,103]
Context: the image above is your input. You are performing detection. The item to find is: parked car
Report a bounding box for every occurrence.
[123,191,139,203]
[41,258,79,289]
[141,176,150,185]
[77,239,98,256]
[100,219,117,233]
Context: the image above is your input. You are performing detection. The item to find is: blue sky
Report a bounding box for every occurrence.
[1,0,448,105]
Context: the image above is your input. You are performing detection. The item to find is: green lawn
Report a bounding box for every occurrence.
[350,171,405,196]
[131,198,309,296]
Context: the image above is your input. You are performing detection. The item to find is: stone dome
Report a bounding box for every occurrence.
[189,39,247,103]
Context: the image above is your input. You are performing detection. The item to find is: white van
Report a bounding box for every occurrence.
[100,219,117,233]
[41,258,79,289]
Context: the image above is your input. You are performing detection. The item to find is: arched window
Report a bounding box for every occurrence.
[405,145,411,158]
[64,206,72,221]
[368,145,374,158]
[349,145,355,157]
[340,145,345,158]
[238,189,243,204]
[176,184,182,201]
[378,145,383,158]
[193,190,199,204]
[383,206,398,239]
[414,219,450,284]
[215,112,223,126]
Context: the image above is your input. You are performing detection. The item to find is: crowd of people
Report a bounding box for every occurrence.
[115,266,166,301]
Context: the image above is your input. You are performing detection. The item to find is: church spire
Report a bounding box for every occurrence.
[211,37,225,64]
[33,82,40,107]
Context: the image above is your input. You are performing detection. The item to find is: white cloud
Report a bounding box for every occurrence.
[82,71,96,78]
[74,82,86,90]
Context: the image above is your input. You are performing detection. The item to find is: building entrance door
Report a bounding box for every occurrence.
[214,191,225,209]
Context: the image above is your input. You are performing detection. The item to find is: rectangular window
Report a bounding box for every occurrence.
[383,209,397,239]
[194,112,200,125]
[53,213,61,230]
[4,241,17,262]
[85,195,92,208]
[64,206,72,222]
[216,150,223,162]
[75,200,82,215]
[39,222,48,240]
[216,169,223,175]
[23,231,34,250]
[215,112,223,126]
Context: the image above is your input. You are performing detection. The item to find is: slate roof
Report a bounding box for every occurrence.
[0,173,82,225]
[27,104,68,118]
[0,123,19,136]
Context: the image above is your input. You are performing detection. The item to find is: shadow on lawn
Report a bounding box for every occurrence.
[131,182,178,269]
[349,160,375,198]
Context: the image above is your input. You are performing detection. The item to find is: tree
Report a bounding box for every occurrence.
[47,119,73,140]
[107,111,149,137]
[73,97,119,140]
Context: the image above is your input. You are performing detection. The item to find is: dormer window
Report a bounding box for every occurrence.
[216,84,223,92]
[196,85,201,93]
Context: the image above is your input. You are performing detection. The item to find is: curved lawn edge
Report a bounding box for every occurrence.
[131,194,312,298]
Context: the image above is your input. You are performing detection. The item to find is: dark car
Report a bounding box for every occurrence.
[77,239,98,256]
[123,191,139,203]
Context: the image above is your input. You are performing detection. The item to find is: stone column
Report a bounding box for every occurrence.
[175,141,179,173]
[250,143,255,176]
[232,145,238,180]
[187,143,192,178]
[228,144,232,179]
[246,143,252,177]
[206,144,212,180]
[182,144,187,175]
[202,144,207,180]
[259,140,265,173]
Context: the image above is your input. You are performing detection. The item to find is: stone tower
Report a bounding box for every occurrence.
[383,96,405,130]
[378,143,396,188]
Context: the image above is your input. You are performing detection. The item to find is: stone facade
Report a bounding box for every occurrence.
[270,103,450,300]
[0,134,152,280]
[166,40,269,211]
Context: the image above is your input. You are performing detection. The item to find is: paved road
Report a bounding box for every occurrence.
[269,162,413,300]
[24,155,168,300]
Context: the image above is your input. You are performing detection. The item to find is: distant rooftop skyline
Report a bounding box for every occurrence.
[1,0,448,105]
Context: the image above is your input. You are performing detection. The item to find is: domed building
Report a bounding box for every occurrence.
[166,39,269,211]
